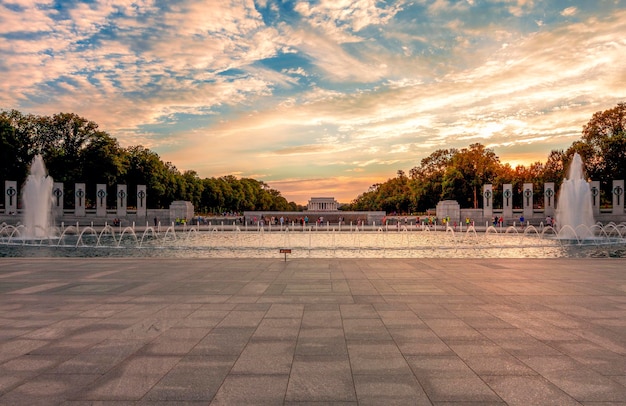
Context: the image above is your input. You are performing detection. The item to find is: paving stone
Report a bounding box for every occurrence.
[353,373,431,405]
[285,356,356,402]
[210,374,289,405]
[0,257,625,404]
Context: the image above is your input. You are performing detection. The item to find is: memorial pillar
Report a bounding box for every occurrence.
[483,184,493,220]
[136,185,147,218]
[4,181,17,214]
[590,181,600,217]
[503,184,513,219]
[116,184,127,217]
[522,183,533,220]
[52,182,64,217]
[544,182,555,217]
[613,180,624,215]
[96,184,107,217]
[75,183,86,217]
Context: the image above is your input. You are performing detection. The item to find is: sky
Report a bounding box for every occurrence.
[1,0,625,204]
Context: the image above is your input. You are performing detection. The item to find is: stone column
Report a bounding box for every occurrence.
[613,180,624,215]
[96,184,107,217]
[522,183,533,220]
[52,182,64,217]
[544,182,555,217]
[116,185,127,217]
[75,183,86,217]
[483,184,493,219]
[136,185,147,218]
[503,184,513,219]
[4,181,17,214]
[589,181,600,217]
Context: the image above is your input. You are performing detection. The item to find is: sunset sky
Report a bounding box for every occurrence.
[1,0,625,204]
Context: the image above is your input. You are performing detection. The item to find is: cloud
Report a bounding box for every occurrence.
[1,0,625,204]
[561,7,578,17]
[294,0,404,35]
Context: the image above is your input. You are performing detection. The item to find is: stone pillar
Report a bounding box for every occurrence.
[4,181,17,214]
[436,200,460,223]
[613,180,624,215]
[483,184,493,219]
[75,183,86,217]
[96,184,107,217]
[116,184,127,217]
[590,181,600,217]
[544,183,555,217]
[503,184,513,219]
[52,182,64,217]
[136,185,147,218]
[522,183,533,220]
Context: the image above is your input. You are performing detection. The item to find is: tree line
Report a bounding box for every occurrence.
[0,110,299,213]
[2,103,624,215]
[343,103,626,213]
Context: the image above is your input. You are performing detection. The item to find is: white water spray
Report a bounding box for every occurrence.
[556,153,595,239]
[21,155,54,238]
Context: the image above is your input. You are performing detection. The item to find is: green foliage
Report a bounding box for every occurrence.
[347,103,626,212]
[0,110,297,212]
[3,103,623,213]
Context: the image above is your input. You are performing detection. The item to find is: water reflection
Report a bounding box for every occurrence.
[1,223,625,259]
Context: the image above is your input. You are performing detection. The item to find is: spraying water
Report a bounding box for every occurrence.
[556,153,595,239]
[21,155,54,238]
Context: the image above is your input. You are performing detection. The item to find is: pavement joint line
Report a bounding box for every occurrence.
[0,257,625,405]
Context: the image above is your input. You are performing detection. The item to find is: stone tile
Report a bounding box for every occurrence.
[520,355,626,402]
[138,327,209,355]
[231,341,295,375]
[301,309,342,328]
[407,355,475,379]
[342,318,392,341]
[0,338,49,363]
[390,330,453,356]
[347,342,413,375]
[215,310,266,328]
[53,339,145,375]
[77,355,180,400]
[339,304,379,319]
[265,303,304,318]
[296,328,348,357]
[210,374,289,405]
[419,375,502,402]
[376,309,426,328]
[0,373,98,406]
[188,327,255,356]
[423,318,484,340]
[144,356,235,401]
[251,317,301,341]
[285,356,355,402]
[2,257,626,404]
[484,375,580,406]
[353,374,431,405]
[463,354,537,376]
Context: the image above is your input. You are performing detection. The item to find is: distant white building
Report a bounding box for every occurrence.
[307,197,339,211]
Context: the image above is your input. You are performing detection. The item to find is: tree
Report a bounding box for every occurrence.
[409,149,456,211]
[38,113,101,183]
[81,132,127,185]
[124,146,173,209]
[574,102,626,182]
[440,144,500,208]
[0,110,38,187]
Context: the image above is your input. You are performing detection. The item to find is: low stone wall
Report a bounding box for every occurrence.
[242,210,386,226]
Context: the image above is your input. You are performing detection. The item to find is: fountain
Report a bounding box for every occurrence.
[1,153,625,258]
[21,155,54,239]
[556,153,595,239]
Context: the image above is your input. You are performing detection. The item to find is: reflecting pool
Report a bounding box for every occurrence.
[2,223,625,259]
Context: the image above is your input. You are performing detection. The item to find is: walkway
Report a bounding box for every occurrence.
[0,258,625,405]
